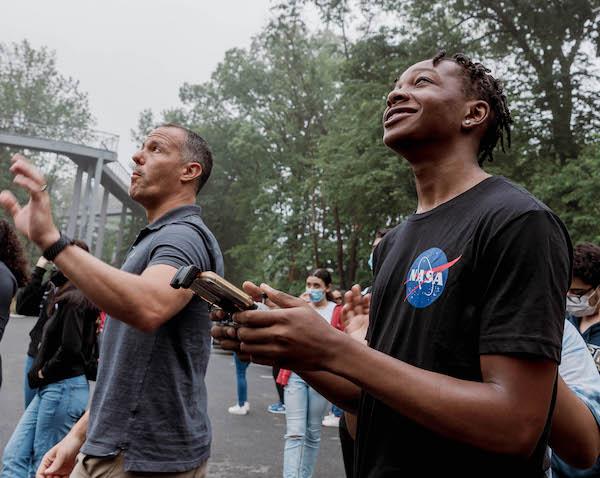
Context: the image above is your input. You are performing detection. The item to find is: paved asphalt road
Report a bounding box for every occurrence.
[0,316,345,477]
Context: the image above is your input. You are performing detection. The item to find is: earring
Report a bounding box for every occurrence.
[465,120,471,125]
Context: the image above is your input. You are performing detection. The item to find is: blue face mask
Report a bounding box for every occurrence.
[307,289,325,303]
[368,252,374,271]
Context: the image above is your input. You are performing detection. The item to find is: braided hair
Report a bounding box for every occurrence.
[432,51,512,165]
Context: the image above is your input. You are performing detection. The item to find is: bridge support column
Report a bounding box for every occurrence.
[86,157,104,247]
[79,165,94,239]
[94,188,110,258]
[66,165,83,237]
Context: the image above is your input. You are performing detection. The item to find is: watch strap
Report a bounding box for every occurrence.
[42,233,74,261]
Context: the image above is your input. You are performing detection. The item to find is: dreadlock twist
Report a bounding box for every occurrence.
[432,51,512,165]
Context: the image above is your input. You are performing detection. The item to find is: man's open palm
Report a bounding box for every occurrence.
[0,154,59,248]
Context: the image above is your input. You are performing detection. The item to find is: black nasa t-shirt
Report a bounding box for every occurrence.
[355,176,572,478]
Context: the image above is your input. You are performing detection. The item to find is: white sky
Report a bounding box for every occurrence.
[0,0,281,165]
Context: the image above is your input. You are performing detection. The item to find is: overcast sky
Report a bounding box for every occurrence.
[1,0,284,165]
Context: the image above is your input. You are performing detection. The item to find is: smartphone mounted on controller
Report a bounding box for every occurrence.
[170,266,264,326]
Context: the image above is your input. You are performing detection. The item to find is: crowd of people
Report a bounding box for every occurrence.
[0,51,600,478]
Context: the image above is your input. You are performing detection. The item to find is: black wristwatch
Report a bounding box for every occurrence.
[42,233,74,261]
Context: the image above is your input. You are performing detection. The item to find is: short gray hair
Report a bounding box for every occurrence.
[160,123,213,194]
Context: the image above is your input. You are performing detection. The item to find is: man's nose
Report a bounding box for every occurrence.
[386,87,409,108]
[131,148,144,165]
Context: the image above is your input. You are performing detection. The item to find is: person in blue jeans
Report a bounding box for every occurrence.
[284,373,329,478]
[228,352,251,415]
[1,240,98,478]
[283,269,337,478]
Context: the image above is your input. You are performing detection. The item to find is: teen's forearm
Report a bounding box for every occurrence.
[551,377,600,468]
[52,246,163,330]
[298,370,362,413]
[325,334,553,457]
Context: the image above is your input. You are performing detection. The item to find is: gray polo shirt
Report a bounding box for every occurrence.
[82,205,223,472]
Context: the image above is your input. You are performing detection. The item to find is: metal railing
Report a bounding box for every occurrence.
[0,119,119,152]
[85,130,120,152]
[105,160,132,189]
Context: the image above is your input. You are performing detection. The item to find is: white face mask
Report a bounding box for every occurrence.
[566,287,600,317]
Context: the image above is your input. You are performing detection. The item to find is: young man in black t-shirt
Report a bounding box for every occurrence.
[213,52,572,477]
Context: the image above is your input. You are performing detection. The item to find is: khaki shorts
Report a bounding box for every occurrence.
[70,453,208,478]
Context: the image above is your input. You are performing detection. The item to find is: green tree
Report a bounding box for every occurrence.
[312,0,600,160]
[138,0,600,292]
[310,0,600,244]
[316,33,423,288]
[0,40,95,260]
[138,8,347,292]
[0,39,93,141]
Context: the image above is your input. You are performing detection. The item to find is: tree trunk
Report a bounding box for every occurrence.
[333,204,346,289]
[311,193,320,267]
[347,223,362,285]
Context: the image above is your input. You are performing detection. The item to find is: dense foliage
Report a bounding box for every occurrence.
[136,1,599,292]
[0,40,94,261]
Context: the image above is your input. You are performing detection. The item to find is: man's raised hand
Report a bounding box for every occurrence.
[0,154,59,249]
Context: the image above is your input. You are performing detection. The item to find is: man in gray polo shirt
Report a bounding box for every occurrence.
[0,124,223,477]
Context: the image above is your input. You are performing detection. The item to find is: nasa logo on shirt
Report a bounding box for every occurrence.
[404,247,461,309]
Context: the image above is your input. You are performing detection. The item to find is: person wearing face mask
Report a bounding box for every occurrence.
[279,268,337,478]
[566,243,600,347]
[552,242,600,477]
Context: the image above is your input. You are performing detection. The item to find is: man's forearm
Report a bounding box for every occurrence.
[324,334,556,456]
[52,246,159,329]
[298,370,362,413]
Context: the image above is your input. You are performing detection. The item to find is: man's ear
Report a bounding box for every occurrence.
[462,100,490,130]
[181,162,203,185]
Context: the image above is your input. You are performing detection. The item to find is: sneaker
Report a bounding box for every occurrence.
[228,402,249,415]
[267,402,286,414]
[322,413,340,427]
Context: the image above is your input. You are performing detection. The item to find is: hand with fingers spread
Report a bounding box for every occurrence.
[233,281,342,371]
[0,154,60,249]
[342,284,371,344]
